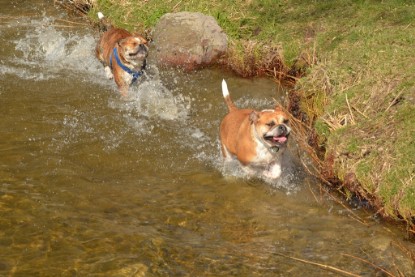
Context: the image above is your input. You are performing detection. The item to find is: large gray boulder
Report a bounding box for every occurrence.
[152,12,228,70]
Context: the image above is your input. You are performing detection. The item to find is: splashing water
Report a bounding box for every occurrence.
[9,17,101,80]
[117,70,191,123]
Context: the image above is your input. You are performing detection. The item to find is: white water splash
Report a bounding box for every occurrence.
[107,65,192,135]
[9,16,104,82]
[129,77,190,122]
[220,157,301,194]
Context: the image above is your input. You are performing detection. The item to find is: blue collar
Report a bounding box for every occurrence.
[109,47,143,83]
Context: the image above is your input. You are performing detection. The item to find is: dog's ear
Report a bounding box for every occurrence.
[249,111,259,124]
[132,33,148,44]
[118,38,128,48]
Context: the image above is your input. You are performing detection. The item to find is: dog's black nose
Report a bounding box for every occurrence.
[278,124,287,134]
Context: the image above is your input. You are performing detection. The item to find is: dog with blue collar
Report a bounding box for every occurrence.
[96,12,148,97]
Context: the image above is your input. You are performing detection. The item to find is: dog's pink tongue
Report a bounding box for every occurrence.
[273,136,287,143]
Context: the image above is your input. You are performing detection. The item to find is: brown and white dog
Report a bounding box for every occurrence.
[95,12,148,97]
[219,80,291,179]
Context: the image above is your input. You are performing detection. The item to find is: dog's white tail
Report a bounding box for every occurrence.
[221,79,237,112]
[98,12,104,20]
[222,79,229,98]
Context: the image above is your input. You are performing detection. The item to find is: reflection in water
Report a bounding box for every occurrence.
[0,1,414,276]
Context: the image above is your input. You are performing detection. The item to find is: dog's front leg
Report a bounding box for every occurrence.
[113,74,129,97]
[104,66,114,79]
[117,84,129,97]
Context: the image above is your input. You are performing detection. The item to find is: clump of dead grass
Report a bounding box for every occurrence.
[54,0,96,16]
[225,39,288,79]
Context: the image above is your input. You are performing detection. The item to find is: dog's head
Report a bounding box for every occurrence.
[118,35,148,68]
[250,106,291,151]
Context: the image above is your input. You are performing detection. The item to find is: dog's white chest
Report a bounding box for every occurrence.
[251,141,284,179]
[254,143,276,164]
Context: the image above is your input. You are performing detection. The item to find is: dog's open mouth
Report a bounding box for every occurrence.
[129,51,138,57]
[264,134,289,146]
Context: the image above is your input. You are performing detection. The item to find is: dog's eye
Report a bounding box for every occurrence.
[283,119,289,125]
[266,121,275,127]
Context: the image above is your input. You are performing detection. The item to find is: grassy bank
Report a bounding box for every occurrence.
[66,0,415,232]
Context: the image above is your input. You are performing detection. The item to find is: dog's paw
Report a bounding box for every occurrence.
[104,66,113,79]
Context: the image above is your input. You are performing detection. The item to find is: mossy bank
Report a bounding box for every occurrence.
[63,0,415,234]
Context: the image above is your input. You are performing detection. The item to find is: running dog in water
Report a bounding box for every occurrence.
[95,12,148,97]
[219,80,291,179]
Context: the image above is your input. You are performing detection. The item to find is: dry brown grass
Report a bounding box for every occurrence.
[224,40,289,79]
[54,0,96,16]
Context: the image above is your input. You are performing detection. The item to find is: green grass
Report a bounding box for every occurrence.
[87,0,415,230]
[290,1,415,228]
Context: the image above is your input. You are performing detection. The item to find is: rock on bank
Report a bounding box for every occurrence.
[152,12,228,70]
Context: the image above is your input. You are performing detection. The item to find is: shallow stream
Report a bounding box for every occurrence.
[0,1,414,276]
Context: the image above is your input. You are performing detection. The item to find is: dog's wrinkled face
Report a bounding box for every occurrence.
[118,36,148,67]
[250,107,291,149]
